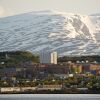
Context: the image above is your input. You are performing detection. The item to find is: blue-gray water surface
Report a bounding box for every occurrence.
[0,94,100,100]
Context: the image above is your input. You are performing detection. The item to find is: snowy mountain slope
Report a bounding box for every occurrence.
[0,10,100,56]
[90,13,100,52]
[91,13,100,33]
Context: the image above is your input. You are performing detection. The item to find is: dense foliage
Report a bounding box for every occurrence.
[58,55,100,63]
[0,51,39,67]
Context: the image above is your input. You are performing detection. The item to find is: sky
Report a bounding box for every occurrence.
[0,0,100,17]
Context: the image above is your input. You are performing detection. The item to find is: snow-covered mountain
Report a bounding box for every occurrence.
[0,10,100,56]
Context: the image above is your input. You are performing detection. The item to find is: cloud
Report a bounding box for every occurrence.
[0,6,6,17]
[0,6,12,18]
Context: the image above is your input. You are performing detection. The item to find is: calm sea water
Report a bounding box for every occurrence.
[0,94,100,100]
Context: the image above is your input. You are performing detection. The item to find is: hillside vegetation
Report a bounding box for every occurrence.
[0,51,39,67]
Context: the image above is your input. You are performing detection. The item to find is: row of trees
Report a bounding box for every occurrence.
[58,55,100,63]
[0,75,100,88]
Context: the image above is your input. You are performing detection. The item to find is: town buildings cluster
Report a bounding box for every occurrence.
[0,52,100,80]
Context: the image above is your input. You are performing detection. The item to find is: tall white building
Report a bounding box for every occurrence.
[40,51,57,64]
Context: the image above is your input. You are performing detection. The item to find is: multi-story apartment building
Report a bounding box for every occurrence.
[40,51,57,64]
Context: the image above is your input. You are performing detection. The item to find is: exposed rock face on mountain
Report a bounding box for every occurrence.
[0,11,100,56]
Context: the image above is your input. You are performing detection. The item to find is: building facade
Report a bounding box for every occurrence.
[40,51,57,64]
